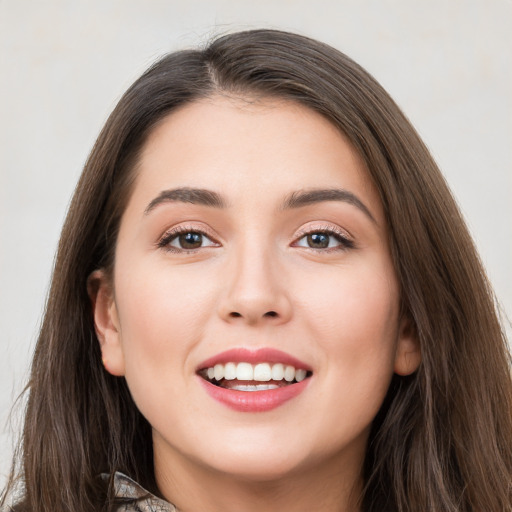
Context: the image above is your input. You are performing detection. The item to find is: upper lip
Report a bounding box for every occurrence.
[196,347,312,372]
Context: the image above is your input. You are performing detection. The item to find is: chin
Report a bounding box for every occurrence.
[206,452,308,483]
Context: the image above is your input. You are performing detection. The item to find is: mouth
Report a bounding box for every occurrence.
[196,348,313,411]
[198,362,312,391]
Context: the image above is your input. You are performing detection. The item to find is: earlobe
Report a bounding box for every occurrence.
[87,270,126,377]
[394,315,421,376]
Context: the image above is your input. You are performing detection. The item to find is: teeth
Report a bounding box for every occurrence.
[295,369,307,382]
[236,362,253,380]
[271,363,284,380]
[253,363,272,381]
[284,365,295,382]
[224,362,237,380]
[202,362,309,384]
[231,384,280,391]
[214,364,223,381]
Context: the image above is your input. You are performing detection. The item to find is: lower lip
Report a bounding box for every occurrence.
[198,377,310,412]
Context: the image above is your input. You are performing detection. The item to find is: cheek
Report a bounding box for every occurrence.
[112,259,223,422]
[298,261,399,347]
[113,259,219,373]
[296,259,400,398]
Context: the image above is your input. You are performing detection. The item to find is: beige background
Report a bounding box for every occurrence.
[1,0,511,484]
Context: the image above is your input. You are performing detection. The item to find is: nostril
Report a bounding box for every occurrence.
[226,311,279,320]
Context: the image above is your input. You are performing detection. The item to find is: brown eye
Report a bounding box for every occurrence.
[178,232,203,249]
[161,230,218,251]
[307,233,330,248]
[294,230,354,251]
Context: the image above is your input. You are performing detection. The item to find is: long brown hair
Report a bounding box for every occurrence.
[2,29,511,512]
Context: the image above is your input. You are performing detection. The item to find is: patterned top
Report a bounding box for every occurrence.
[110,472,176,512]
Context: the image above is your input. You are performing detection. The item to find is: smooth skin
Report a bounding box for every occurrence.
[90,96,421,512]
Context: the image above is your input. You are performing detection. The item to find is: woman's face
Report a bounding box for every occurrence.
[92,96,419,486]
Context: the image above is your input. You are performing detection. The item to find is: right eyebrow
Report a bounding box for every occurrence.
[144,187,228,214]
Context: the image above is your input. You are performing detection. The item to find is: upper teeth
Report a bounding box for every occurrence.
[205,362,308,383]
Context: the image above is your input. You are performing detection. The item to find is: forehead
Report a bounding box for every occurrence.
[129,95,383,221]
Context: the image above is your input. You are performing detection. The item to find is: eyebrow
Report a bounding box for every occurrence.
[282,188,376,223]
[144,187,227,214]
[144,186,375,223]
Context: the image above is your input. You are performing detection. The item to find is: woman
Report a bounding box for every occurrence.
[2,29,511,512]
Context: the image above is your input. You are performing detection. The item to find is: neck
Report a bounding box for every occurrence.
[153,443,364,512]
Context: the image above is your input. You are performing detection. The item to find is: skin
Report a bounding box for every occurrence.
[90,96,420,512]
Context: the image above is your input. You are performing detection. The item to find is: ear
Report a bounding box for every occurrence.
[87,270,125,377]
[394,315,421,376]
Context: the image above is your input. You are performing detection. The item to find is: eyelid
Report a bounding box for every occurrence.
[291,223,355,250]
[156,221,354,253]
[157,223,221,251]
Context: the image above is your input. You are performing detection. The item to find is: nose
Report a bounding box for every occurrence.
[217,242,293,326]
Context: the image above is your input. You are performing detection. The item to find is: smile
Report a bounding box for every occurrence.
[197,348,313,411]
[199,362,310,391]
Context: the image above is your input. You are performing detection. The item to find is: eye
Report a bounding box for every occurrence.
[294,230,354,251]
[158,229,219,252]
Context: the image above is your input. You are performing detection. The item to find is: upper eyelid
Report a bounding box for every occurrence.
[291,224,356,251]
[293,223,353,240]
[156,222,354,247]
[157,224,221,248]
[159,223,218,238]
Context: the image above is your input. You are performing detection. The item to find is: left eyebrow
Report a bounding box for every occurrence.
[144,187,228,214]
[281,188,376,223]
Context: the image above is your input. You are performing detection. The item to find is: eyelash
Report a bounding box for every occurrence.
[157,226,219,253]
[157,225,355,253]
[293,226,355,252]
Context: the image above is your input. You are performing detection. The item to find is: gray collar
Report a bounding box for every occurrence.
[107,472,177,511]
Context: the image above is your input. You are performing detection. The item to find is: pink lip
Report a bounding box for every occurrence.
[196,348,312,412]
[197,347,312,371]
[198,376,311,412]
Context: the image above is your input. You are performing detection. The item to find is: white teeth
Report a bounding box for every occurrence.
[202,361,309,384]
[236,362,253,381]
[295,369,307,382]
[231,384,280,391]
[253,363,272,381]
[271,363,284,380]
[214,364,224,381]
[224,362,237,380]
[284,365,295,382]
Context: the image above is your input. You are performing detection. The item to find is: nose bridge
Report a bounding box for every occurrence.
[218,232,292,325]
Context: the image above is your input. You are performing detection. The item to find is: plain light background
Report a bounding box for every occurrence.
[1,0,511,485]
